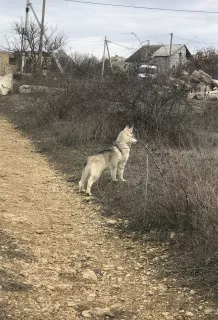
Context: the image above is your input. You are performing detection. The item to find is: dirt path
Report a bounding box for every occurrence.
[0,116,217,320]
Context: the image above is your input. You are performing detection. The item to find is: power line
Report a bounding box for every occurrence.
[144,34,170,40]
[174,35,218,45]
[69,39,103,42]
[67,36,218,47]
[108,41,135,50]
[64,1,218,14]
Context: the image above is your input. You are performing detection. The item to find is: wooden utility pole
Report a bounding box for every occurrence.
[106,39,113,72]
[29,3,64,74]
[21,28,24,56]
[21,0,30,73]
[169,32,173,71]
[147,40,150,49]
[146,40,150,60]
[102,37,113,76]
[39,0,46,63]
[101,36,106,77]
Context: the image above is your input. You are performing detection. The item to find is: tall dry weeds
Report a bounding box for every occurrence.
[8,68,218,296]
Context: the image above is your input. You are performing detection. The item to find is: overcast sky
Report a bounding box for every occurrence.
[1,0,218,58]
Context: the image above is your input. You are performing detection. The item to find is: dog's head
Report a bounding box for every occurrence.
[116,125,137,145]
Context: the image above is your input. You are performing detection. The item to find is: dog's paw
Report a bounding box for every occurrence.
[112,179,118,182]
[121,179,127,182]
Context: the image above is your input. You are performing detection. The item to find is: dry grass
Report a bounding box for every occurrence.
[2,71,218,297]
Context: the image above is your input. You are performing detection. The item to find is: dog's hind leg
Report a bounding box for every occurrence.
[79,179,86,192]
[79,165,90,193]
[111,165,118,182]
[86,175,100,196]
[86,163,103,196]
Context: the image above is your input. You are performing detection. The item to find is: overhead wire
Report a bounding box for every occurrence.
[174,35,218,45]
[108,41,135,50]
[64,1,218,14]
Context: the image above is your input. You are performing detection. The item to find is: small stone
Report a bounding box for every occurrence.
[67,301,75,307]
[186,311,194,317]
[87,293,96,301]
[81,310,91,318]
[170,232,175,239]
[162,312,169,317]
[58,284,72,290]
[204,308,214,315]
[35,230,45,234]
[110,303,122,310]
[106,219,118,225]
[179,310,185,314]
[102,264,114,270]
[117,266,124,271]
[82,269,98,281]
[54,303,61,311]
[190,290,196,295]
[112,284,120,289]
[41,258,48,264]
[47,285,55,291]
[90,307,114,317]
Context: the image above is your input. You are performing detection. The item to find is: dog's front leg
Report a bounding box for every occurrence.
[117,161,127,181]
[111,165,118,182]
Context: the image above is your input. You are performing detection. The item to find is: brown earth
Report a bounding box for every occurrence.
[0,116,217,319]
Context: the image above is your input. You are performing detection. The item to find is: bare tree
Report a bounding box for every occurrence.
[67,52,101,77]
[6,19,66,75]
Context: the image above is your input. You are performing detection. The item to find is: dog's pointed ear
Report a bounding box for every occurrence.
[124,125,130,131]
[128,125,134,133]
[124,125,134,132]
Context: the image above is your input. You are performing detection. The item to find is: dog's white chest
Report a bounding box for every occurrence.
[121,148,130,162]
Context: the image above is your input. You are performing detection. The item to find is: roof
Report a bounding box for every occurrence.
[125,45,161,63]
[55,50,77,65]
[0,50,14,54]
[126,44,192,62]
[153,44,189,57]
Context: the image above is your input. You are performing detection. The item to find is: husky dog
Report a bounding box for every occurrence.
[79,126,137,196]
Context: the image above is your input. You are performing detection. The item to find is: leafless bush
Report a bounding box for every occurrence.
[94,144,218,291]
[188,47,218,78]
[22,72,193,147]
[68,52,101,77]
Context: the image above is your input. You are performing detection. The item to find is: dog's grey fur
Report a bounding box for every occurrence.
[79,125,137,196]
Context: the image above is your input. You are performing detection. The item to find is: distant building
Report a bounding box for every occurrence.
[0,51,18,75]
[125,44,192,72]
[111,55,128,71]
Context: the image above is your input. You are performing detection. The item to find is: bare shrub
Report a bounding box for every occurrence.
[67,52,101,78]
[188,47,218,78]
[22,72,193,147]
[94,145,218,289]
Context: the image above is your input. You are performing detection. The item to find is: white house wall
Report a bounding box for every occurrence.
[170,46,187,69]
